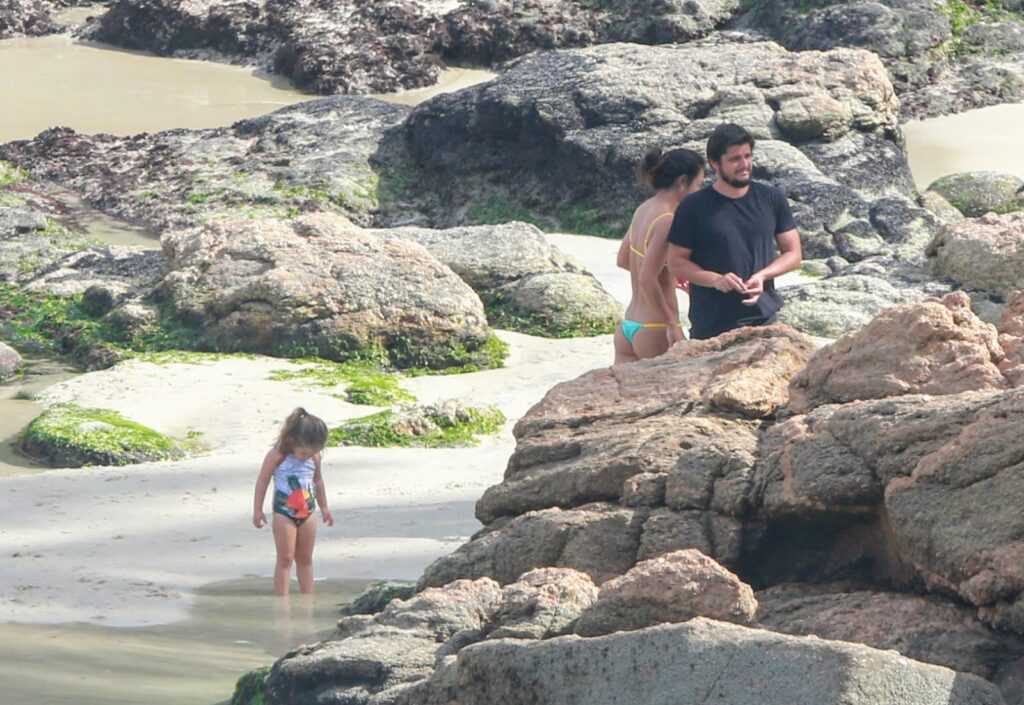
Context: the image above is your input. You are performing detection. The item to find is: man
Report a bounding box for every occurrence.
[667,123,802,340]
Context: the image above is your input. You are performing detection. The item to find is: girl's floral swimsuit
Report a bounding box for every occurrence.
[272,454,316,526]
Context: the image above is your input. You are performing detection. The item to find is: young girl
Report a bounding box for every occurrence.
[253,407,334,596]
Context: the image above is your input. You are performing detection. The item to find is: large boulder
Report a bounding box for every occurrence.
[927,212,1024,297]
[0,96,410,233]
[484,567,598,640]
[153,212,492,368]
[373,222,621,336]
[926,172,1024,218]
[420,326,815,588]
[392,618,1005,705]
[574,549,757,636]
[757,583,1024,699]
[379,37,911,256]
[736,0,1024,119]
[0,341,21,381]
[788,292,1010,413]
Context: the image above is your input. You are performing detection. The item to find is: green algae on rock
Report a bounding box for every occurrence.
[231,666,270,705]
[329,401,506,448]
[21,403,183,467]
[268,360,416,406]
[925,171,1024,217]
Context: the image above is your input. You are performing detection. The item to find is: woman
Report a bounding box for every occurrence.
[614,147,705,364]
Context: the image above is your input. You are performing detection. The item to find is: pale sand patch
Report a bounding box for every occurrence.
[0,331,612,626]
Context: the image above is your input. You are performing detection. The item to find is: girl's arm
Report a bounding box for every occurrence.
[252,448,282,528]
[313,453,334,526]
[639,220,684,345]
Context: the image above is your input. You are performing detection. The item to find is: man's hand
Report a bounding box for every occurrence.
[713,272,746,293]
[666,325,685,347]
[742,272,765,305]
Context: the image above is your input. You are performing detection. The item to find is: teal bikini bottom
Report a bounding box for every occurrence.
[621,319,667,343]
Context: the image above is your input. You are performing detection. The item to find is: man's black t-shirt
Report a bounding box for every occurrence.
[667,182,796,340]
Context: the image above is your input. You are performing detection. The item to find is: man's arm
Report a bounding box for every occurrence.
[667,244,747,293]
[741,229,802,304]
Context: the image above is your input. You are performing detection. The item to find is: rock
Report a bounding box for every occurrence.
[0,206,47,237]
[374,222,620,336]
[999,291,1024,385]
[474,326,812,525]
[926,172,1024,218]
[330,401,505,448]
[0,0,58,39]
[20,402,184,467]
[0,341,21,381]
[757,583,1024,691]
[418,504,647,589]
[919,190,966,226]
[489,272,620,336]
[396,618,1005,705]
[779,269,953,339]
[0,96,410,233]
[737,0,1024,119]
[266,578,503,705]
[884,387,1024,634]
[928,212,1024,297]
[340,581,416,616]
[154,212,492,369]
[485,567,598,640]
[381,38,907,258]
[789,292,1010,413]
[22,246,165,298]
[574,549,756,636]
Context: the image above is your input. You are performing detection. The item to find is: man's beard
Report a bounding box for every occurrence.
[719,172,750,188]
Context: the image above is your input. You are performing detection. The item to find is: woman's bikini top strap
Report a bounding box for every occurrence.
[631,211,675,258]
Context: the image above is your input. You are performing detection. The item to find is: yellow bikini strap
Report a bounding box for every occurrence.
[641,212,675,254]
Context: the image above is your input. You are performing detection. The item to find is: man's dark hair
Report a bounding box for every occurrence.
[706,123,755,164]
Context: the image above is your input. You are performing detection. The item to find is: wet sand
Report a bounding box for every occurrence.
[903,102,1024,190]
[0,578,368,705]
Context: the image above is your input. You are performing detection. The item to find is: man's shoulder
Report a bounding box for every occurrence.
[751,180,787,201]
[678,186,717,210]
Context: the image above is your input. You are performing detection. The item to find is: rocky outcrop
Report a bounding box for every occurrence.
[999,292,1024,386]
[154,212,492,367]
[0,0,58,38]
[0,96,410,233]
[788,292,1010,413]
[86,0,740,95]
[757,583,1024,699]
[574,549,757,636]
[0,341,21,381]
[926,172,1024,218]
[391,619,1005,705]
[736,0,1024,119]
[373,222,621,336]
[927,212,1024,297]
[419,325,816,588]
[381,38,911,251]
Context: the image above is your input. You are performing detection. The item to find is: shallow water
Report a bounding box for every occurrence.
[0,353,77,477]
[0,577,369,705]
[902,102,1024,190]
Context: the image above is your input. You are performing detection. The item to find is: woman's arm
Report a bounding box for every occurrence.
[616,228,632,270]
[252,448,282,528]
[638,221,684,343]
[313,453,334,526]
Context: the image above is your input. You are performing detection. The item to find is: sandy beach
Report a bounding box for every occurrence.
[0,328,614,627]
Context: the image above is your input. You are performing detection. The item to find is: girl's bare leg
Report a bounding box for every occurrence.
[272,513,298,596]
[294,517,318,594]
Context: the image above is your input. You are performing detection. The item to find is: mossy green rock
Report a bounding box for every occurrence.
[21,403,184,467]
[329,401,505,448]
[341,580,417,616]
[926,171,1024,217]
[231,666,270,705]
